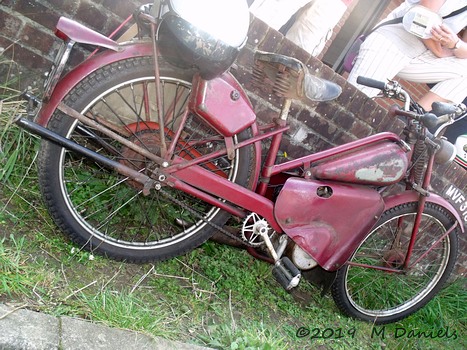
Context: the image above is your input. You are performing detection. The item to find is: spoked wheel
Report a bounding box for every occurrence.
[38,56,253,262]
[331,202,459,324]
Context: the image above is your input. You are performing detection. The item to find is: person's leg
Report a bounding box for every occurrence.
[417,91,452,111]
[348,32,412,97]
[397,50,467,110]
[285,0,347,56]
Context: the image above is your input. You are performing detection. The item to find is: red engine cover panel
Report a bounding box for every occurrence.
[274,178,384,271]
[311,141,408,185]
[189,73,256,137]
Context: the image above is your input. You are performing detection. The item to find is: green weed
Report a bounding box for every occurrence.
[0,235,32,296]
[75,289,176,338]
[199,319,288,350]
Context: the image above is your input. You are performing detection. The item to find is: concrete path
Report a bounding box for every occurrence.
[0,304,212,350]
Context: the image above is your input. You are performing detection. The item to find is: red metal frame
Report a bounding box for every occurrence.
[161,122,408,230]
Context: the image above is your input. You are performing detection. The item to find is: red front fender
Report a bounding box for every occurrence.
[383,191,465,233]
[36,42,154,126]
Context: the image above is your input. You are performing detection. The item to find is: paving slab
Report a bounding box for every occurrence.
[0,304,211,350]
[0,305,59,350]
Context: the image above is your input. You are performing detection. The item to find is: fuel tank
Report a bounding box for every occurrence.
[274,178,385,271]
[311,141,409,185]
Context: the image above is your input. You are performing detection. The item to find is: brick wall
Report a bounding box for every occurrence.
[1,0,465,276]
[0,0,145,87]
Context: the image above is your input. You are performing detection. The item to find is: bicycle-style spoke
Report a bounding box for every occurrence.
[38,57,252,262]
[337,204,454,321]
[62,74,236,242]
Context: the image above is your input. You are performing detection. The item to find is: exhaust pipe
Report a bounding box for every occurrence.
[15,117,156,195]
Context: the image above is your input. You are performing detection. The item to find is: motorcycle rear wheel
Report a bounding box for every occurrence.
[331,202,459,324]
[38,56,253,262]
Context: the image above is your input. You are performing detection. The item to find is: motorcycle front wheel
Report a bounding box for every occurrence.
[38,56,253,262]
[331,202,459,324]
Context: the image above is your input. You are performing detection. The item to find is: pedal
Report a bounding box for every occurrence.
[272,257,301,290]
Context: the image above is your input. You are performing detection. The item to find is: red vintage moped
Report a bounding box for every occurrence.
[15,0,465,324]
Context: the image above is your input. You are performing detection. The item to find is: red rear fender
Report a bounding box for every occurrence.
[55,17,121,51]
[36,42,154,126]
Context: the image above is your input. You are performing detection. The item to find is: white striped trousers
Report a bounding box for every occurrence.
[348,32,467,104]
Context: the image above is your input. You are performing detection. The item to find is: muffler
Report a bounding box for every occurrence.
[15,117,156,195]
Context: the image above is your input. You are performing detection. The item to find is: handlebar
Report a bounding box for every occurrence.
[356,76,386,91]
[356,76,411,111]
[357,76,466,135]
[357,76,463,166]
[432,101,458,116]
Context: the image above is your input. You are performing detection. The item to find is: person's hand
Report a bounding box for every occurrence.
[431,24,460,49]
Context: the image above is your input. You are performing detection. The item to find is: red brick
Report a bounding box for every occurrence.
[75,2,108,32]
[236,47,255,75]
[333,131,357,145]
[14,1,59,30]
[101,0,143,19]
[331,108,356,131]
[1,0,16,7]
[0,8,23,39]
[298,109,343,142]
[336,83,357,107]
[258,28,285,53]
[20,24,55,56]
[349,119,372,138]
[45,0,79,13]
[247,18,270,49]
[0,37,50,70]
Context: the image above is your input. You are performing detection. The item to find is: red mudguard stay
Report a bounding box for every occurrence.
[383,191,464,233]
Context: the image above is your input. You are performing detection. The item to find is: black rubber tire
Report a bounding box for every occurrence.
[38,56,252,262]
[331,202,459,324]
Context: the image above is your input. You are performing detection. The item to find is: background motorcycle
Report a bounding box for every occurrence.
[445,112,466,169]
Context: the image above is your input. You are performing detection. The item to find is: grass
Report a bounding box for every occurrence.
[0,224,465,349]
[0,235,34,296]
[0,56,466,350]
